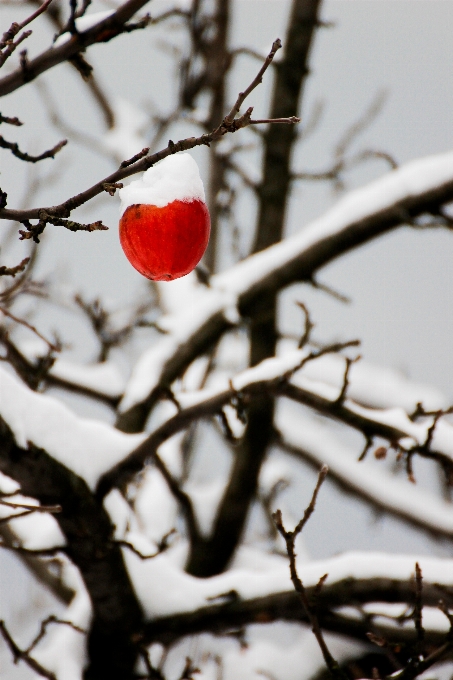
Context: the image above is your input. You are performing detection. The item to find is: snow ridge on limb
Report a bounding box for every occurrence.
[98,346,453,501]
[117,149,453,430]
[0,365,144,489]
[131,550,453,633]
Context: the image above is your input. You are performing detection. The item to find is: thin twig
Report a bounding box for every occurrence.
[0,113,22,126]
[0,136,67,163]
[114,529,175,560]
[0,498,61,513]
[223,39,282,126]
[25,615,85,655]
[0,620,57,680]
[0,304,59,350]
[0,256,29,277]
[273,467,348,680]
[296,301,314,348]
[334,355,360,406]
[0,0,53,47]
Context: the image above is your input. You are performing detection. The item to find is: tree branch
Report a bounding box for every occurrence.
[0,40,298,225]
[141,558,453,647]
[0,256,29,277]
[273,466,348,680]
[0,135,66,162]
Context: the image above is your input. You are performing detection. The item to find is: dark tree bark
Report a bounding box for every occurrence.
[186,0,322,577]
[0,417,144,680]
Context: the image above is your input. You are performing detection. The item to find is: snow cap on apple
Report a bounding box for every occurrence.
[119,153,206,214]
[119,153,210,281]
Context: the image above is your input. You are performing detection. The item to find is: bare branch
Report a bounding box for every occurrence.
[0,135,67,162]
[25,615,86,655]
[0,256,29,277]
[0,498,61,513]
[413,562,425,644]
[114,529,176,560]
[120,147,150,168]
[0,30,32,67]
[0,42,299,226]
[0,0,53,47]
[0,620,57,680]
[0,304,60,350]
[270,468,345,679]
[250,116,300,125]
[0,541,64,556]
[0,0,53,67]
[296,301,314,348]
[0,113,22,125]
[334,355,360,405]
[0,0,153,96]
[18,212,108,243]
[223,38,282,126]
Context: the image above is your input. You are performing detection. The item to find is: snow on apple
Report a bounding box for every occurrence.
[119,153,210,281]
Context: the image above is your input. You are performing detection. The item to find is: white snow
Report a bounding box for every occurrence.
[360,603,449,634]
[183,478,227,537]
[119,285,237,412]
[119,153,206,215]
[155,271,202,315]
[17,339,125,399]
[168,345,451,456]
[218,626,360,680]
[121,149,453,413]
[50,359,125,399]
[0,366,145,490]
[0,471,20,494]
[134,467,179,543]
[213,149,453,298]
[141,347,453,466]
[258,458,292,496]
[5,497,66,550]
[53,10,115,47]
[123,546,453,620]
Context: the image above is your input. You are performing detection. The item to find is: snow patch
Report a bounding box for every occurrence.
[0,366,145,490]
[119,153,206,214]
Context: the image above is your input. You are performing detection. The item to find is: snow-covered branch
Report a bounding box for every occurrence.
[139,551,453,645]
[277,404,453,541]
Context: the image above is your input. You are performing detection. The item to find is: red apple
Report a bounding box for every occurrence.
[119,199,210,281]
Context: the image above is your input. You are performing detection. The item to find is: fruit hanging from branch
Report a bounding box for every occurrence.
[119,154,210,281]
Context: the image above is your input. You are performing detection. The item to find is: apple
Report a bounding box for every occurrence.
[118,153,210,281]
[119,198,210,281]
